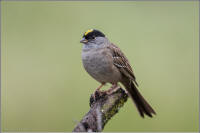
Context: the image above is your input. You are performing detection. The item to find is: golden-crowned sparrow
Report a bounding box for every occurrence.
[80,29,156,118]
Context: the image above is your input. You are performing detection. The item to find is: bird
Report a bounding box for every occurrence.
[80,29,156,118]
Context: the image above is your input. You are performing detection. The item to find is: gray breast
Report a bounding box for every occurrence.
[82,48,121,83]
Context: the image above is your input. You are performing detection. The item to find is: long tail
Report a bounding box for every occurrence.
[121,79,156,118]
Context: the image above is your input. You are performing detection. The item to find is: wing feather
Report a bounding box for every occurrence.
[108,43,138,86]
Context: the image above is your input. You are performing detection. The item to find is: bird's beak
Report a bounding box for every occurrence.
[80,38,88,44]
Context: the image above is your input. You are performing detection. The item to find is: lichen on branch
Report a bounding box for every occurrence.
[73,87,128,132]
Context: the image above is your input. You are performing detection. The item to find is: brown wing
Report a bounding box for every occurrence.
[108,43,138,86]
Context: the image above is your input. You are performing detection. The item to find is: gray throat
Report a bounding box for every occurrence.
[82,37,110,51]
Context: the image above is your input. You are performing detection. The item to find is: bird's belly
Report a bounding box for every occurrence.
[82,49,121,83]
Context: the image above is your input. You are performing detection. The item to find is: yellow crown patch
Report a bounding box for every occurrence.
[84,29,94,36]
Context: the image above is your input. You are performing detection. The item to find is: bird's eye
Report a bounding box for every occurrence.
[92,36,95,39]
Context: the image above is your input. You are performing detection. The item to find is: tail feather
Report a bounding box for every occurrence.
[122,79,156,118]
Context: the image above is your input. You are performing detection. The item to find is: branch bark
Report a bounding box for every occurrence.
[73,87,128,132]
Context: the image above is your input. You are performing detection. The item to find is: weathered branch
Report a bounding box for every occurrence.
[73,87,128,132]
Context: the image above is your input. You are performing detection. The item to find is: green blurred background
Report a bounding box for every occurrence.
[1,1,199,132]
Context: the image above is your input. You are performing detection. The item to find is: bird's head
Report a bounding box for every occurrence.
[80,29,106,45]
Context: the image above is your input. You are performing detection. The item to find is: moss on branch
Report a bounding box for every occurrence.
[73,87,128,132]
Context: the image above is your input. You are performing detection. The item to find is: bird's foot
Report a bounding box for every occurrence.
[104,84,120,95]
[95,83,105,91]
[90,84,120,106]
[92,83,106,100]
[90,89,107,106]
